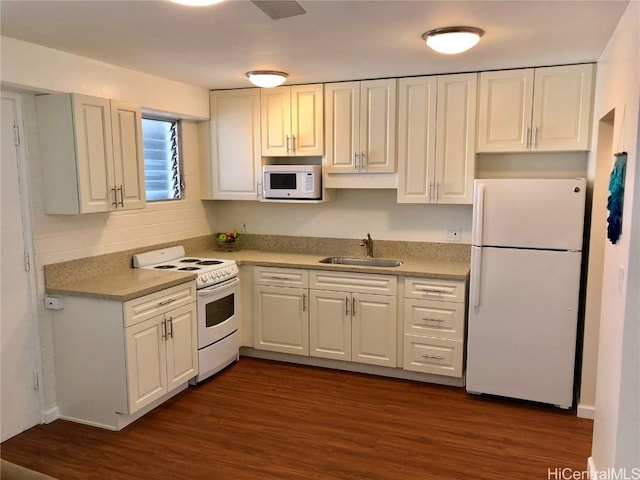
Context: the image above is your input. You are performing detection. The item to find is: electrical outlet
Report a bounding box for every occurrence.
[446,227,462,242]
[44,296,64,310]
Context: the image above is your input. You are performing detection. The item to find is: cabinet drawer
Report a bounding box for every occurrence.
[403,335,463,377]
[310,270,397,296]
[404,277,465,303]
[404,298,465,340]
[253,266,309,288]
[124,282,196,327]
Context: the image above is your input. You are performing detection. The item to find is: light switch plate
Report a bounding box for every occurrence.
[446,227,461,242]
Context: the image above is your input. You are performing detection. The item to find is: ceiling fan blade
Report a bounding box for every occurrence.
[251,0,306,20]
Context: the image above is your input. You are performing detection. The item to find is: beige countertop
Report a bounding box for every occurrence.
[45,269,197,302]
[45,247,469,302]
[192,249,470,280]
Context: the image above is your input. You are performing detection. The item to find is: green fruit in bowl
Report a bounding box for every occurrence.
[217,233,227,242]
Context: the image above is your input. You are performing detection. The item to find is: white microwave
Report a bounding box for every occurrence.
[263,165,322,200]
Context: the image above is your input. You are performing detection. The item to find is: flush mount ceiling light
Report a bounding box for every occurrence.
[421,26,484,55]
[169,0,224,6]
[245,70,288,88]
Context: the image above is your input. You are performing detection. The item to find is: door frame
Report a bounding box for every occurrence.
[1,90,45,431]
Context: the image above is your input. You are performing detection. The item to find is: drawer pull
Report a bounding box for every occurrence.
[417,288,446,295]
[158,298,177,307]
[268,276,291,281]
[422,354,444,361]
[345,297,350,315]
[422,317,444,323]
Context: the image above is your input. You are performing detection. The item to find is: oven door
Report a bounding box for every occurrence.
[196,277,239,348]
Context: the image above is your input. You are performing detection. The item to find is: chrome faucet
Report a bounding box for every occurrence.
[360,233,374,258]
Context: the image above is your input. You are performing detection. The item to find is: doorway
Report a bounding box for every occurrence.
[1,92,42,441]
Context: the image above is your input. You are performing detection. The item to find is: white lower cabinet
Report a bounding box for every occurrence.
[125,303,198,413]
[309,270,397,368]
[51,282,198,430]
[402,277,466,378]
[253,267,309,355]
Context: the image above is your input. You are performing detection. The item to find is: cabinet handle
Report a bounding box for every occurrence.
[435,182,440,203]
[533,126,538,149]
[268,276,290,281]
[345,296,350,315]
[422,354,444,361]
[168,317,173,339]
[286,135,290,155]
[111,186,118,207]
[428,182,433,203]
[302,293,307,312]
[158,298,176,307]
[360,151,365,170]
[117,185,124,207]
[352,297,356,316]
[161,318,167,340]
[353,152,359,171]
[422,317,444,323]
[526,126,531,149]
[292,134,296,154]
[416,287,447,296]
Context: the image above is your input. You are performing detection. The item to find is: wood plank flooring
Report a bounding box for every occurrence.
[1,358,593,480]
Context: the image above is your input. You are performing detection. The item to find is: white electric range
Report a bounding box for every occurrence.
[133,246,239,383]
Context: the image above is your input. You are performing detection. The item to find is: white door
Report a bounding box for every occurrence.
[165,304,198,391]
[309,289,351,361]
[359,79,396,173]
[352,293,397,367]
[290,84,323,156]
[1,93,42,441]
[260,86,291,156]
[466,247,582,407]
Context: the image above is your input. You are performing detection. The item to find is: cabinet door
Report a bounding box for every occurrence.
[434,73,477,204]
[254,285,309,355]
[397,76,437,203]
[352,293,397,367]
[206,89,261,200]
[72,94,116,212]
[111,100,146,210]
[476,69,534,153]
[324,82,360,172]
[125,315,167,414]
[309,289,351,361]
[164,304,198,392]
[360,79,397,173]
[531,64,594,151]
[291,84,323,156]
[404,298,464,341]
[261,86,292,156]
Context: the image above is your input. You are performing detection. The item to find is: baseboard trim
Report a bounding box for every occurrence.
[588,457,596,479]
[577,403,595,419]
[42,406,59,424]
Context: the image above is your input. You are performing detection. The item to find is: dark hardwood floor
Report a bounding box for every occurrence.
[1,357,593,480]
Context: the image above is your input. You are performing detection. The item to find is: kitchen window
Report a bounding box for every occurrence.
[141,118,183,201]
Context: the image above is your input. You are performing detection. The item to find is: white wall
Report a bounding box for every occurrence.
[589,0,639,472]
[0,36,209,120]
[213,189,473,244]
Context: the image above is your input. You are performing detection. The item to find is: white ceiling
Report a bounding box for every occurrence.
[0,0,629,90]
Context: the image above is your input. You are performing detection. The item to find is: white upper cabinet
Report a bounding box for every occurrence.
[324,79,397,174]
[477,64,594,152]
[397,73,477,204]
[261,84,323,157]
[36,93,146,214]
[201,89,261,200]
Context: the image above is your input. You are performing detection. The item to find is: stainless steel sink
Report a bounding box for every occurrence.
[318,256,403,267]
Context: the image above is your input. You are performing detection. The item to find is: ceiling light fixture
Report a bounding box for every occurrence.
[245,70,288,88]
[421,26,484,55]
[169,0,224,6]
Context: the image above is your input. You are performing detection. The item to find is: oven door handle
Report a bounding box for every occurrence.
[197,277,240,296]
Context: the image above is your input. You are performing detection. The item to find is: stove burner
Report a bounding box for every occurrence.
[154,265,177,269]
[178,266,201,271]
[179,258,200,263]
[197,260,223,266]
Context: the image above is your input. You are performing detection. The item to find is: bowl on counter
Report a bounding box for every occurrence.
[216,233,241,252]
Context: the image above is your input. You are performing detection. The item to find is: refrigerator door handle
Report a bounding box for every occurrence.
[471,247,482,307]
[472,185,485,246]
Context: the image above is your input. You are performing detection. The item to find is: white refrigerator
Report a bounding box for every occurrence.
[466,178,587,408]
